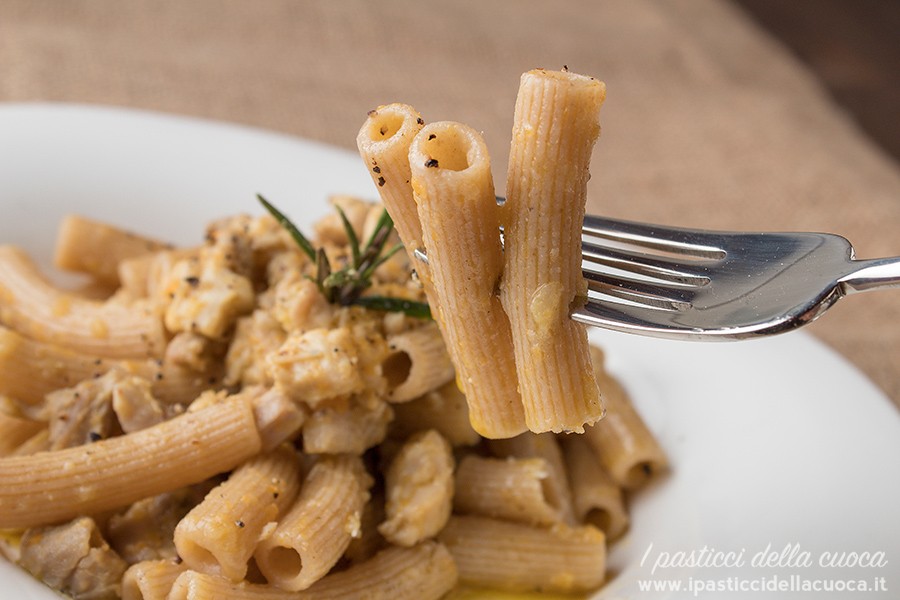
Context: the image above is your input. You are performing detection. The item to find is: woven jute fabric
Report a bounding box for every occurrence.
[2,0,897,405]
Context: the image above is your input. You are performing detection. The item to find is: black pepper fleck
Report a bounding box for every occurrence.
[427,134,436,140]
[377,176,386,187]
[88,432,102,442]
[236,520,245,528]
[372,166,381,174]
[416,117,424,125]
[425,158,439,168]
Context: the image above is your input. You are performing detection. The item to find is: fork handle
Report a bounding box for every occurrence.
[840,257,900,294]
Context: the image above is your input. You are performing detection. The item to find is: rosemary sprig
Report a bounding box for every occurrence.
[258,195,431,319]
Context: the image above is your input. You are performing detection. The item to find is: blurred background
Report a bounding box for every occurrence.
[1,0,897,404]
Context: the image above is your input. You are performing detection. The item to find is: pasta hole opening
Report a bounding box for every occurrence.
[624,461,655,488]
[367,113,405,141]
[179,540,220,573]
[265,545,303,579]
[585,508,612,534]
[383,350,412,389]
[422,129,471,171]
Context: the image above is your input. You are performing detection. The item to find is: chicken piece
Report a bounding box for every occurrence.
[19,517,127,600]
[303,395,393,454]
[162,252,254,340]
[268,327,367,406]
[270,275,332,333]
[224,309,286,387]
[378,430,454,546]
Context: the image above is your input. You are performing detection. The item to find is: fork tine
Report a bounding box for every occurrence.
[583,271,694,311]
[582,215,726,259]
[571,298,688,337]
[582,242,711,286]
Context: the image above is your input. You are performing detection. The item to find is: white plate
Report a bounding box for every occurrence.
[1,104,898,600]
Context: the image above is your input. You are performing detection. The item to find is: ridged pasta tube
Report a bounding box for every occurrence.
[409,121,527,438]
[500,68,606,433]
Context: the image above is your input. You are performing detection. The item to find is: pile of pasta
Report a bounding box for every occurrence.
[0,68,666,600]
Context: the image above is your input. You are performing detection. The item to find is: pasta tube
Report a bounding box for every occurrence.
[390,379,480,447]
[488,432,575,524]
[453,455,567,526]
[0,245,166,358]
[121,559,188,600]
[54,214,173,287]
[500,68,605,433]
[174,445,301,581]
[253,455,372,591]
[438,515,606,594]
[0,399,262,529]
[409,121,527,438]
[356,104,426,258]
[169,542,457,600]
[383,322,455,403]
[583,346,667,488]
[561,434,629,540]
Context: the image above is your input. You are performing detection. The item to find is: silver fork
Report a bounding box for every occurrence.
[575,215,900,340]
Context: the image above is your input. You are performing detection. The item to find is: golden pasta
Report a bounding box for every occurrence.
[253,455,372,591]
[168,542,457,600]
[438,515,606,594]
[356,104,427,260]
[560,433,630,540]
[0,245,166,359]
[500,68,606,433]
[0,399,261,529]
[409,121,527,438]
[53,214,173,288]
[584,346,668,488]
[173,446,301,581]
[121,559,188,600]
[453,455,568,526]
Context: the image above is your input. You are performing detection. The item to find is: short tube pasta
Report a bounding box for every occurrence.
[561,434,629,540]
[500,68,606,433]
[438,515,606,594]
[0,245,166,358]
[356,104,426,259]
[583,347,667,488]
[174,445,301,581]
[487,432,576,525]
[453,455,567,525]
[169,542,457,600]
[383,322,455,403]
[390,379,480,447]
[121,559,188,600]
[53,214,173,287]
[0,399,262,529]
[0,325,208,409]
[253,455,372,591]
[409,121,527,438]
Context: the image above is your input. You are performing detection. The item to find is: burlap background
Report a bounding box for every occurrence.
[2,0,897,406]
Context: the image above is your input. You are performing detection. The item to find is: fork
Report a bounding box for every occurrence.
[574,215,900,340]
